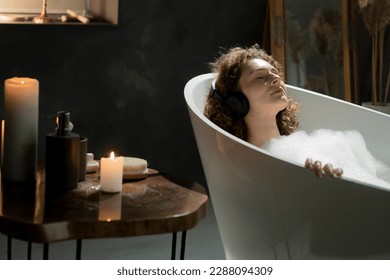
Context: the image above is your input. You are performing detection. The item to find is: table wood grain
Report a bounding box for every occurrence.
[0,167,208,244]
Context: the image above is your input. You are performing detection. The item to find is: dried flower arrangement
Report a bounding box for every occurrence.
[309,8,341,95]
[285,5,344,98]
[359,0,390,106]
[285,10,310,88]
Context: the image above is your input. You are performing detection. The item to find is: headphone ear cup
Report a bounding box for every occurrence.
[224,91,250,120]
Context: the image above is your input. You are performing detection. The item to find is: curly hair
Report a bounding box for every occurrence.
[204,44,300,141]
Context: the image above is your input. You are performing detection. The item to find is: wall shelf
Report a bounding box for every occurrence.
[0,0,118,25]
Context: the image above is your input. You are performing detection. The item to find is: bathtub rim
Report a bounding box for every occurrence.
[184,73,390,193]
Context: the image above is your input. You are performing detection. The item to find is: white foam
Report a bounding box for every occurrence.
[262,129,390,189]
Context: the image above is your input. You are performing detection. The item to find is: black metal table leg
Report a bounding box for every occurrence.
[27,241,32,260]
[180,231,187,260]
[76,239,82,260]
[43,244,49,260]
[171,231,187,260]
[7,236,12,260]
[171,232,177,260]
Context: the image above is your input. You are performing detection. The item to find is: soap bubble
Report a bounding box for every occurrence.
[262,129,390,189]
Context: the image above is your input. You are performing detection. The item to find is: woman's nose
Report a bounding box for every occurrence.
[270,72,281,85]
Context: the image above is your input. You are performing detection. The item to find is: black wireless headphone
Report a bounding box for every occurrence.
[210,79,250,120]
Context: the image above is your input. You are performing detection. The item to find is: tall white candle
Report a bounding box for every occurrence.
[100,152,123,193]
[4,77,39,182]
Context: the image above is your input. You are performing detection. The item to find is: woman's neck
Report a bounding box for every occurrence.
[244,112,280,147]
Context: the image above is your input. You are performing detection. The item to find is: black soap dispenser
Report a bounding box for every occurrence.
[45,111,80,193]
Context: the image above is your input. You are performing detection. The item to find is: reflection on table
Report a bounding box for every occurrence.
[0,166,208,259]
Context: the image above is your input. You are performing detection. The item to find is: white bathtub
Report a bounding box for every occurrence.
[184,73,390,259]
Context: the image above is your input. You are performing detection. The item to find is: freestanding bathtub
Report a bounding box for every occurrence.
[184,73,390,260]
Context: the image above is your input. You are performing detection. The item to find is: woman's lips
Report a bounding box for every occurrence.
[270,88,285,95]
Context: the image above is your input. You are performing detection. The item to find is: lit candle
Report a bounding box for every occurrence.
[3,77,39,182]
[100,152,123,193]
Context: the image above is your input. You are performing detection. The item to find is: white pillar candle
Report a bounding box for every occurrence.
[100,152,123,193]
[4,77,39,182]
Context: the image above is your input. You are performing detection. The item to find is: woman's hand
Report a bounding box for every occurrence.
[305,158,343,178]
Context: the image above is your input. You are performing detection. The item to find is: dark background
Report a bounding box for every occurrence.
[0,0,268,187]
[0,0,386,188]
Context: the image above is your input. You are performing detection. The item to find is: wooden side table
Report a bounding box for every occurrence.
[0,167,208,260]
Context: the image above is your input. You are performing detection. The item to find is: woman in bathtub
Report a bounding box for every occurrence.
[205,44,355,179]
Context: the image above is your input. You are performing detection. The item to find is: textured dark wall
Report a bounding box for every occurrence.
[0,0,267,186]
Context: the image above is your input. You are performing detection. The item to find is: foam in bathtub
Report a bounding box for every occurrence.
[262,129,390,189]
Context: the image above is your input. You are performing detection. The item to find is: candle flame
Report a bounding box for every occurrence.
[110,151,115,159]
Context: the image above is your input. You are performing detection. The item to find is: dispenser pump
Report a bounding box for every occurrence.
[55,111,74,136]
[46,111,74,136]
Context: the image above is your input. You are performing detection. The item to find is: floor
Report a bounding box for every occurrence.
[0,201,226,260]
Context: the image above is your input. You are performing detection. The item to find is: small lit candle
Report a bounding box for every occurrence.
[100,152,123,193]
[3,77,39,182]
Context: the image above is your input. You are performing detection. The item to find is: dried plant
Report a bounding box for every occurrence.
[309,8,340,95]
[333,32,344,98]
[359,0,390,105]
[286,10,310,88]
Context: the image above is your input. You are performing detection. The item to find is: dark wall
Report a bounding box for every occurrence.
[0,0,267,186]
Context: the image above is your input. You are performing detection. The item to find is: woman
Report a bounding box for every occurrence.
[204,44,342,178]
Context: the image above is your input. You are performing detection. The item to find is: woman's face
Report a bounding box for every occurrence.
[238,58,288,116]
